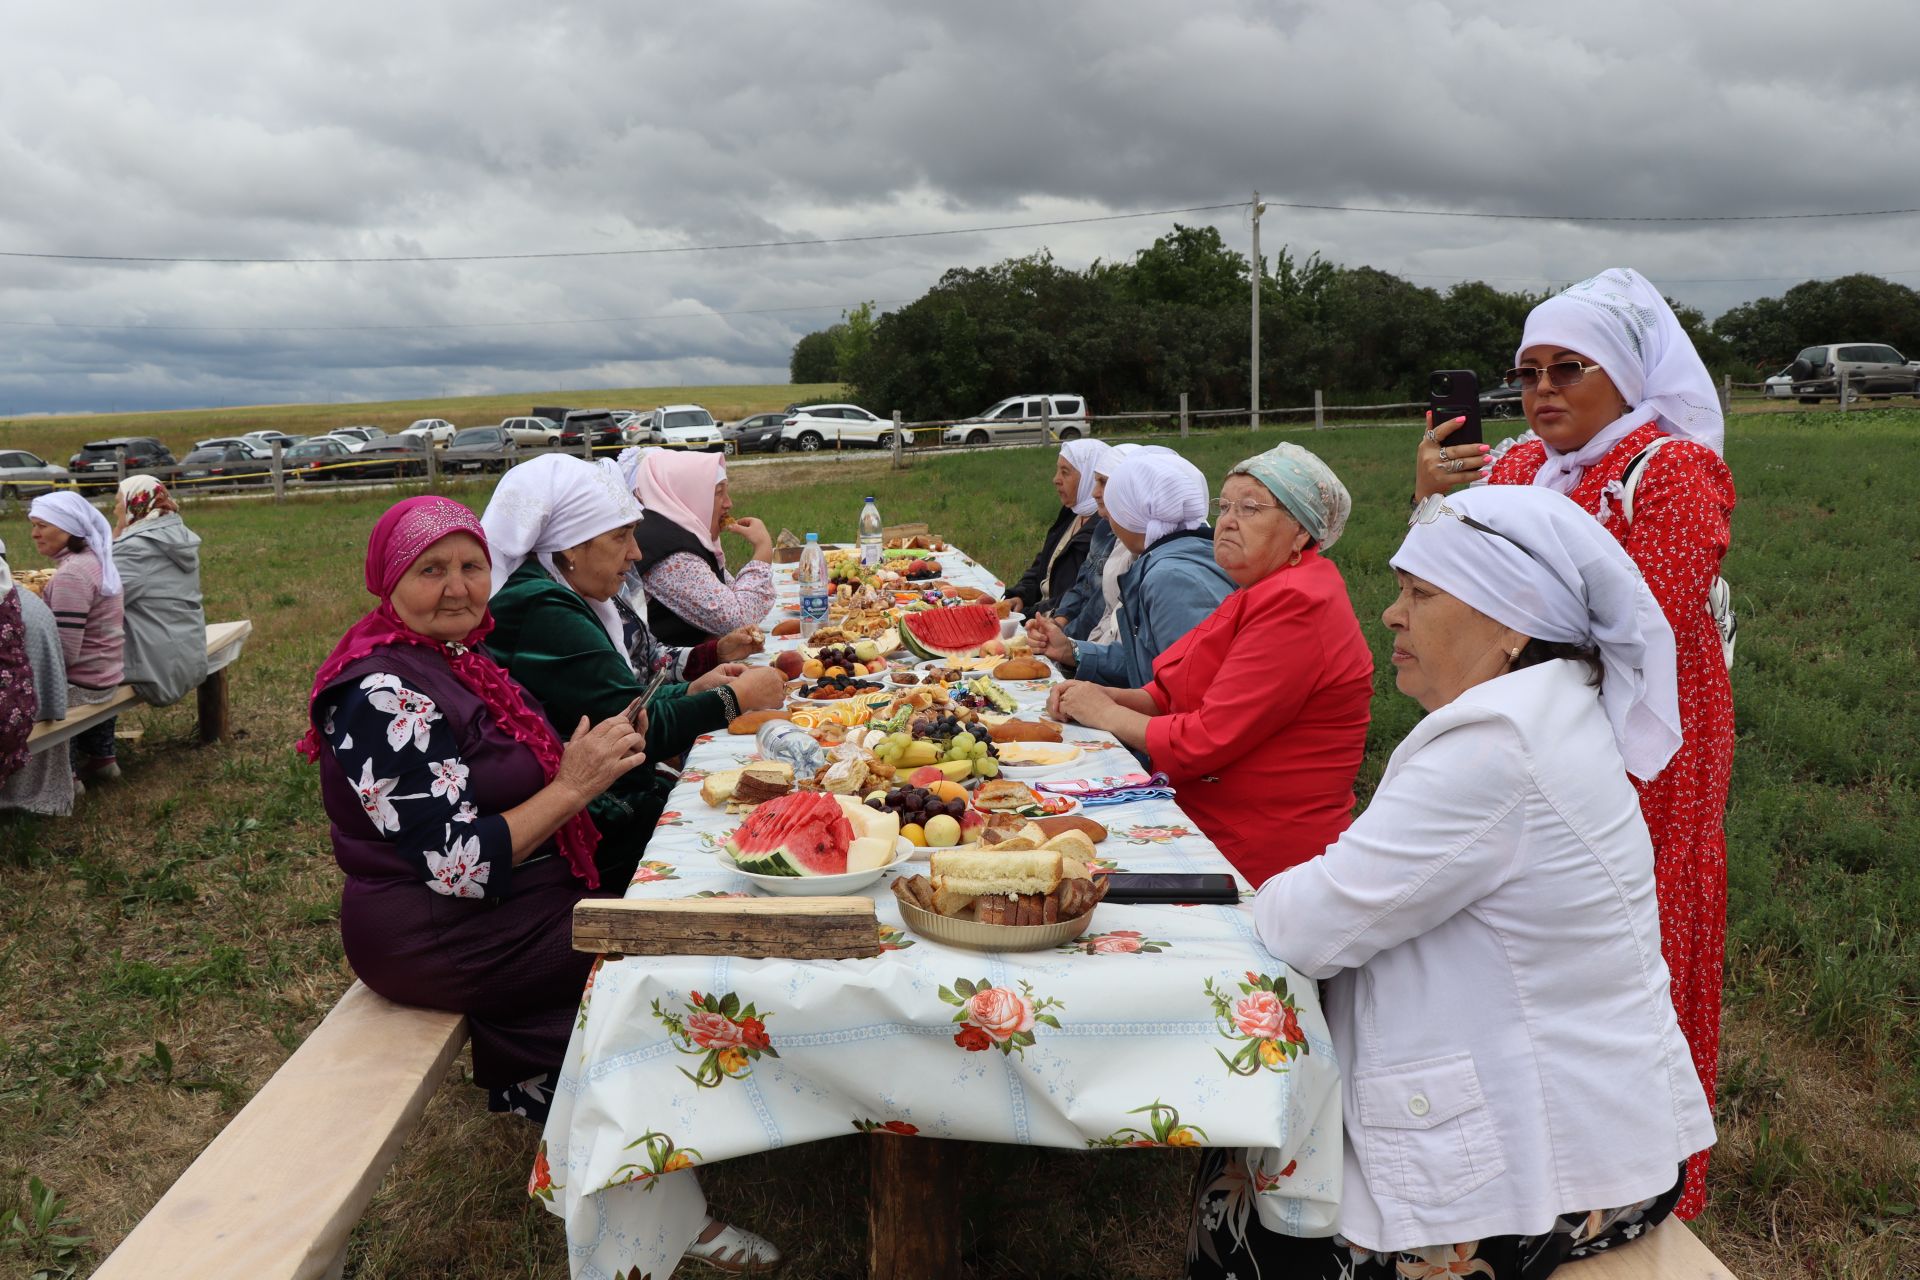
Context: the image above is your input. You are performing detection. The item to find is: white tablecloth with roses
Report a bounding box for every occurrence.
[535,545,1344,1278]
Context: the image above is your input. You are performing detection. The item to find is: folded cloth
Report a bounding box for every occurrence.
[1034,772,1176,808]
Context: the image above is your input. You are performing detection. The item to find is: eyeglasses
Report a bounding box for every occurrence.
[1408,494,1551,570]
[1502,360,1603,391]
[1213,498,1286,522]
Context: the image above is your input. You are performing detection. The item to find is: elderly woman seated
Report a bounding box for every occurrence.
[113,477,208,708]
[482,457,784,867]
[626,448,777,647]
[1027,446,1234,691]
[29,491,124,785]
[1005,439,1113,619]
[0,538,71,816]
[1190,485,1713,1280]
[1053,441,1140,641]
[301,496,780,1272]
[1046,444,1371,885]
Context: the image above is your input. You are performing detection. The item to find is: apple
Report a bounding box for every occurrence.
[924,814,962,847]
[908,765,946,788]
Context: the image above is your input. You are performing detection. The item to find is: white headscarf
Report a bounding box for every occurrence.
[480,454,643,662]
[1393,485,1681,781]
[1102,446,1211,548]
[1094,442,1141,479]
[29,491,122,596]
[1517,267,1723,494]
[1058,439,1114,516]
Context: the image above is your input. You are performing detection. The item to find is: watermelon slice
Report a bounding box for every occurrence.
[900,603,1000,660]
[726,792,854,877]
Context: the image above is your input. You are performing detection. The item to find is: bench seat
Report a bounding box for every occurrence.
[1565,1216,1737,1278]
[27,619,251,751]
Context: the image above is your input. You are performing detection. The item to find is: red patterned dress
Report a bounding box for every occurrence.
[1488,421,1735,1219]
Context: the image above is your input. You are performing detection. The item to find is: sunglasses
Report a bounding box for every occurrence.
[1502,360,1603,391]
[1408,494,1551,570]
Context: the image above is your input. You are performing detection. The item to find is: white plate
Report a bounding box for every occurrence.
[715,836,916,895]
[993,743,1085,779]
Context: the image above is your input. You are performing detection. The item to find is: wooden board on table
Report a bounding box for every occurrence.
[572,896,883,959]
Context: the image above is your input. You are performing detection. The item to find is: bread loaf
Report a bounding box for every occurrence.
[728,710,791,735]
[986,718,1063,744]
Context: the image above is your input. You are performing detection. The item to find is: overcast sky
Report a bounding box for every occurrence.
[5,0,1919,415]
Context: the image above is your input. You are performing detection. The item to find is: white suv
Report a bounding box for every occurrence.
[501,416,563,446]
[942,394,1088,446]
[1788,343,1920,403]
[405,419,457,446]
[642,404,732,453]
[778,403,912,452]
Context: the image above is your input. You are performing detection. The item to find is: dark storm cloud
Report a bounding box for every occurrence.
[3,0,1919,413]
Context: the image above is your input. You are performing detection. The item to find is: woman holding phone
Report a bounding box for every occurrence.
[1412,268,1734,1218]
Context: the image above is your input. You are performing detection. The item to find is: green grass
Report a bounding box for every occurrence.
[0,412,1915,1277]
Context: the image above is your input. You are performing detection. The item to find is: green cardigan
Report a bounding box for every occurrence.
[486,559,729,840]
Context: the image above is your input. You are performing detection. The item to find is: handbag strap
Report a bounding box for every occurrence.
[1617,435,1670,526]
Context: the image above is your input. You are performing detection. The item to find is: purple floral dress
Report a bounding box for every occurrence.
[0,590,39,781]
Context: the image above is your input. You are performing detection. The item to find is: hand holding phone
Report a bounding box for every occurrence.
[1427,369,1483,447]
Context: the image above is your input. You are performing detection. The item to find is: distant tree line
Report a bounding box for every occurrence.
[788,224,1920,420]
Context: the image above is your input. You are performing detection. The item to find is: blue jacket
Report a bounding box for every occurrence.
[1071,528,1235,689]
[1056,518,1115,640]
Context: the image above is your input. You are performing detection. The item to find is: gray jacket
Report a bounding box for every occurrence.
[16,587,67,721]
[114,514,207,706]
[1071,528,1235,690]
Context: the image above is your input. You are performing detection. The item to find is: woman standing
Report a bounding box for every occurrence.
[113,477,208,706]
[28,492,124,784]
[1415,267,1734,1217]
[625,448,776,646]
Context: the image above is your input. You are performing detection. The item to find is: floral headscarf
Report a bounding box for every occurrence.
[116,475,180,535]
[1227,442,1351,551]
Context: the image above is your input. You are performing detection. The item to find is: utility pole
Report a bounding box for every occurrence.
[1250,191,1266,432]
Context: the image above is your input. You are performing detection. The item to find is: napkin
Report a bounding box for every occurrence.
[1033,772,1175,808]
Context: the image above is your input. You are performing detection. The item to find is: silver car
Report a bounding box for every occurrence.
[0,450,72,501]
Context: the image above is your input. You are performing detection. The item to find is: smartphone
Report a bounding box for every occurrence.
[629,668,672,728]
[1101,873,1241,905]
[1428,369,1483,447]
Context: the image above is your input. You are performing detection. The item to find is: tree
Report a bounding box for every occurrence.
[789,328,840,383]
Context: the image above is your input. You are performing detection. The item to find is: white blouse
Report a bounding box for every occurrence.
[1254,660,1714,1251]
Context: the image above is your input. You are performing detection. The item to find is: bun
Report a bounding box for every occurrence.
[727,710,791,735]
[771,619,801,636]
[986,719,1062,744]
[992,658,1050,681]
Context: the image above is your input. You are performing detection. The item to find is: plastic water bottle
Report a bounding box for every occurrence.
[797,533,829,640]
[858,495,883,568]
[756,720,827,777]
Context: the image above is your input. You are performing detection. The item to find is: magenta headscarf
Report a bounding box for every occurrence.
[630,449,725,558]
[297,495,602,888]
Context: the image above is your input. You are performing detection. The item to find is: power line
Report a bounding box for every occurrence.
[0,298,913,334]
[1261,199,1920,224]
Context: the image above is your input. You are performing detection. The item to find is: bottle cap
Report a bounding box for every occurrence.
[805,532,818,541]
[865,495,874,502]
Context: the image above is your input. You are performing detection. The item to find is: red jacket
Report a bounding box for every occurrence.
[1144,549,1374,886]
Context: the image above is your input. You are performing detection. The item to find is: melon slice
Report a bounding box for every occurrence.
[846,837,895,873]
[726,791,854,877]
[900,603,1000,661]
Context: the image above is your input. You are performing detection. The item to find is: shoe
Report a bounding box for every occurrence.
[78,756,122,783]
[683,1218,783,1273]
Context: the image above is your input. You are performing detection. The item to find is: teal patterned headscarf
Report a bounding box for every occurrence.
[1227,442,1351,551]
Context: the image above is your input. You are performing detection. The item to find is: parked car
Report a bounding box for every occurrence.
[779,403,911,452]
[641,405,733,453]
[1764,366,1795,399]
[940,394,1087,447]
[558,410,624,451]
[349,438,430,479]
[1788,343,1920,402]
[501,415,563,447]
[67,437,176,490]
[284,437,357,482]
[0,450,70,500]
[404,419,458,447]
[728,411,789,454]
[326,426,389,452]
[177,445,272,487]
[443,426,518,473]
[1479,383,1526,419]
[241,430,303,450]
[193,435,274,458]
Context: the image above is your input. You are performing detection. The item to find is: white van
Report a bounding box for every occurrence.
[942,395,1089,446]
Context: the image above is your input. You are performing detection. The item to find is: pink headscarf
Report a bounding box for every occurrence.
[630,449,725,558]
[297,496,602,888]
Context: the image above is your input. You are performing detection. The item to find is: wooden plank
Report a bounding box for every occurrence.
[1569,1217,1738,1279]
[27,620,254,752]
[93,981,468,1280]
[572,896,883,959]
[867,1133,963,1280]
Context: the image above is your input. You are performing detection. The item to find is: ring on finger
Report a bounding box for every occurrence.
[1437,446,1449,462]
[1446,459,1460,473]
[1422,428,1437,444]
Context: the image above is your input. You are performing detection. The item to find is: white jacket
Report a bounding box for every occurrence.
[1254,660,1713,1251]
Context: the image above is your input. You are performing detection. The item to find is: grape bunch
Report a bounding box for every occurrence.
[871,785,969,824]
[816,644,861,670]
[804,673,882,700]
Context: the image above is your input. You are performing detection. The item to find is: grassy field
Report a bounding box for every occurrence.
[1,413,1916,1278]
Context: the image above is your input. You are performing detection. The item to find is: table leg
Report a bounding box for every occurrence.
[197,670,230,744]
[867,1134,964,1280]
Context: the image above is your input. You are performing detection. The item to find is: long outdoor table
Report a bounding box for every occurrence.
[535,545,1341,1279]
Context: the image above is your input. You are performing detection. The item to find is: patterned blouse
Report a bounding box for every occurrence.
[319,672,518,900]
[640,553,775,637]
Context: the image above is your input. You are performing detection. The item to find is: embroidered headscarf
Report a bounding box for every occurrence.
[629,448,726,559]
[480,454,644,662]
[1058,439,1114,516]
[115,475,180,535]
[1394,485,1681,781]
[297,496,602,887]
[1517,267,1724,494]
[1101,446,1211,548]
[1227,442,1352,551]
[29,491,122,596]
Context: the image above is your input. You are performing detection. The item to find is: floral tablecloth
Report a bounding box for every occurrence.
[537,546,1343,1278]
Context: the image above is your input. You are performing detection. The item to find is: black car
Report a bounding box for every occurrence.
[284,437,357,482]
[1479,383,1526,420]
[730,411,789,454]
[177,445,272,487]
[443,426,517,474]
[347,438,430,480]
[67,437,176,490]
[557,410,623,451]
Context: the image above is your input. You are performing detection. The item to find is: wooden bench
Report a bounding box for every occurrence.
[26,619,252,752]
[1570,1216,1737,1278]
[92,982,468,1280]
